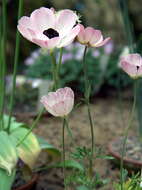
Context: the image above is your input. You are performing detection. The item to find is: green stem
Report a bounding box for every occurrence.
[7,0,23,133]
[62,117,66,189]
[120,80,137,190]
[87,102,94,177]
[0,0,7,129]
[16,108,44,147]
[83,46,89,97]
[57,48,63,88]
[57,48,63,71]
[117,69,125,129]
[82,46,95,177]
[50,51,58,90]
[65,116,74,144]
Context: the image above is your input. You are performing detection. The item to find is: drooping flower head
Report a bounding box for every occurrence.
[18,7,80,49]
[76,24,110,48]
[120,53,142,79]
[40,87,74,117]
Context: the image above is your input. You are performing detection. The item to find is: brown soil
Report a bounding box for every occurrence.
[22,97,139,190]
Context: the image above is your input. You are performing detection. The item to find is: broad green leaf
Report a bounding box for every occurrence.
[3,114,26,132]
[10,127,41,169]
[0,168,15,190]
[0,131,18,175]
[53,160,84,171]
[37,136,61,157]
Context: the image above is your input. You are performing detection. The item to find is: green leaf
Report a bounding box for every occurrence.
[0,168,15,190]
[0,131,18,175]
[3,114,26,132]
[10,127,41,169]
[76,186,89,190]
[96,155,114,160]
[53,160,84,171]
[37,136,61,157]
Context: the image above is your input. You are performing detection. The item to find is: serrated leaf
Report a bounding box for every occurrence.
[0,131,18,175]
[0,168,15,190]
[10,128,41,169]
[54,160,84,171]
[37,136,61,157]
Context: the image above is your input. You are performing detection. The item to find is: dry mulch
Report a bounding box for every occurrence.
[21,96,139,190]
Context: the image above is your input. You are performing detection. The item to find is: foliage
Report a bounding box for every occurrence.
[6,81,38,112]
[26,44,133,96]
[63,146,111,190]
[114,173,142,190]
[0,115,60,189]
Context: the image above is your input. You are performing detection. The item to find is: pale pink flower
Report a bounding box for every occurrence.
[120,53,142,79]
[104,41,114,55]
[77,24,110,48]
[62,53,73,63]
[18,7,80,49]
[40,87,74,117]
[92,50,100,57]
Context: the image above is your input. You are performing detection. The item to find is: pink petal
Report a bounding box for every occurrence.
[46,37,60,49]
[27,28,37,38]
[84,27,97,43]
[121,54,142,67]
[121,61,137,78]
[77,24,86,44]
[95,37,111,47]
[57,25,80,48]
[32,38,48,48]
[40,87,74,117]
[52,101,67,116]
[30,7,55,32]
[32,37,60,49]
[55,9,79,37]
[89,30,103,46]
[17,16,33,41]
[65,98,74,115]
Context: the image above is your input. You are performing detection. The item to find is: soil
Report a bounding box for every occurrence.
[109,136,142,168]
[17,96,139,190]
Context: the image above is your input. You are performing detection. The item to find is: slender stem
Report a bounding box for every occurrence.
[87,102,94,176]
[120,80,137,190]
[0,0,7,129]
[117,69,125,129]
[62,117,66,188]
[57,48,63,73]
[57,48,63,88]
[16,108,44,147]
[82,46,89,98]
[0,22,3,130]
[7,0,23,133]
[65,116,74,144]
[50,51,58,90]
[82,46,95,177]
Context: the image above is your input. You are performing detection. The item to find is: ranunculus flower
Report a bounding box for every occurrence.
[40,87,74,117]
[120,53,142,79]
[76,24,110,47]
[18,7,80,49]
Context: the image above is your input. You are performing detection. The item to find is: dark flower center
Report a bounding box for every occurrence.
[136,66,140,70]
[43,28,59,39]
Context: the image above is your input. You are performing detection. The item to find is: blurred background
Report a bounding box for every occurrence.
[1,1,142,189]
[2,0,142,113]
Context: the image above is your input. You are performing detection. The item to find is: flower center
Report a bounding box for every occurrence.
[43,28,59,39]
[136,66,140,70]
